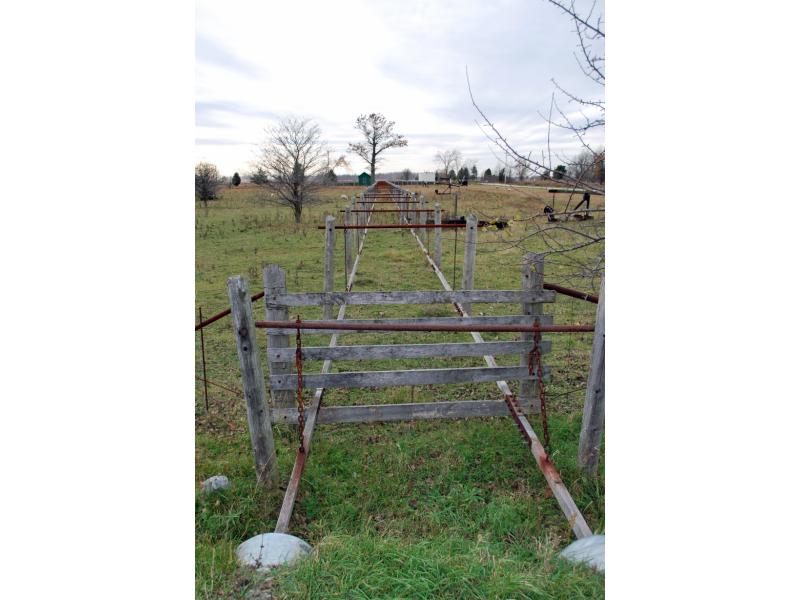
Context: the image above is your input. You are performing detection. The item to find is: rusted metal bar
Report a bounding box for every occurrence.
[403,220,593,539]
[195,291,265,330]
[255,320,593,333]
[340,209,435,213]
[274,194,377,534]
[543,282,599,304]
[547,188,605,196]
[317,223,467,230]
[356,200,406,204]
[198,306,209,412]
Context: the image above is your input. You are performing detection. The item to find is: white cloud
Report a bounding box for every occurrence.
[196,0,604,175]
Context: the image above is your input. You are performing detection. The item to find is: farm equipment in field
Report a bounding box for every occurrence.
[545,189,601,221]
[427,216,509,230]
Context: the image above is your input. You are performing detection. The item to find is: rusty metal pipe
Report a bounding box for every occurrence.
[317,223,466,230]
[341,209,435,213]
[255,320,593,333]
[543,283,599,304]
[195,291,265,331]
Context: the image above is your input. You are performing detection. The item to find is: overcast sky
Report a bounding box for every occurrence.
[196,0,604,176]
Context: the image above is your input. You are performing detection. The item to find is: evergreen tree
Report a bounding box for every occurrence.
[483,168,492,179]
[232,172,241,186]
[470,165,478,179]
[553,165,566,180]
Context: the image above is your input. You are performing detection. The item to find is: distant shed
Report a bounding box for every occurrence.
[357,172,372,186]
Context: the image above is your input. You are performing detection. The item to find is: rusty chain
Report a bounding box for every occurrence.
[295,316,306,453]
[528,317,551,452]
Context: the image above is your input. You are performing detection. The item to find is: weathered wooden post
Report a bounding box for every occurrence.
[520,253,544,415]
[409,192,416,232]
[578,277,605,477]
[264,265,292,413]
[434,201,442,269]
[420,195,428,243]
[359,193,366,245]
[227,276,278,487]
[461,213,477,314]
[355,197,361,240]
[344,206,353,276]
[323,215,335,320]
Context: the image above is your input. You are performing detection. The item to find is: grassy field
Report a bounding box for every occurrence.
[195,183,605,599]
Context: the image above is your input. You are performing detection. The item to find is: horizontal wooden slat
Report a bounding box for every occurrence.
[268,340,552,362]
[263,314,553,335]
[270,365,549,390]
[271,398,539,424]
[266,289,555,308]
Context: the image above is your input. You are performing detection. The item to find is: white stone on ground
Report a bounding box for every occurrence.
[560,534,605,571]
[236,533,312,570]
[201,475,230,493]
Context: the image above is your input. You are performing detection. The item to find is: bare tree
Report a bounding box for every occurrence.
[467,0,604,194]
[195,162,223,206]
[251,117,345,223]
[434,149,462,175]
[348,113,408,180]
[464,0,605,287]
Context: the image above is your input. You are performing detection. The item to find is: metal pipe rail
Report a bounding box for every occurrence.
[195,291,264,331]
[255,320,593,333]
[543,283,599,304]
[317,223,466,230]
[340,209,436,213]
[547,188,605,196]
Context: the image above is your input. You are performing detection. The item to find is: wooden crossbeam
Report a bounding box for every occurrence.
[266,289,555,307]
[268,340,551,362]
[270,365,549,391]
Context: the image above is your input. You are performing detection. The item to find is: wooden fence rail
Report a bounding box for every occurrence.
[270,365,550,391]
[266,289,555,307]
[267,340,551,362]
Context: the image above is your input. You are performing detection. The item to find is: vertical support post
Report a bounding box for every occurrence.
[344,206,353,277]
[411,193,418,234]
[420,195,428,248]
[264,265,292,412]
[227,276,278,487]
[578,277,605,477]
[359,193,365,245]
[353,203,360,252]
[461,213,477,314]
[434,201,442,269]
[520,253,544,415]
[198,306,209,412]
[323,215,335,320]
[452,192,459,285]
